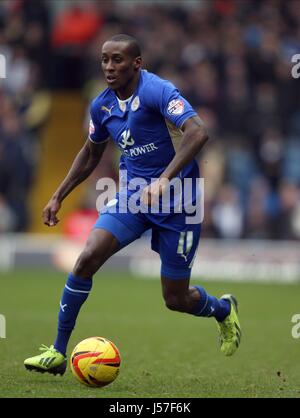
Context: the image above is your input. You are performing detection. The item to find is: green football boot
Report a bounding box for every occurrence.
[24,344,67,376]
[217,294,241,356]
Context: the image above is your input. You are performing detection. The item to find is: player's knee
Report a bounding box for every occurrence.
[164,294,187,312]
[73,249,102,277]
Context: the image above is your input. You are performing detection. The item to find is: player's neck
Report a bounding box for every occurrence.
[115,71,140,100]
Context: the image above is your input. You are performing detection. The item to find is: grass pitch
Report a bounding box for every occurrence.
[0,269,299,398]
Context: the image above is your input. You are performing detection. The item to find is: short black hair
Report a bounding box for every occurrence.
[106,34,141,58]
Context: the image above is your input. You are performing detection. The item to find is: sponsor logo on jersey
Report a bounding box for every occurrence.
[123,142,158,158]
[131,96,140,112]
[167,99,184,115]
[89,119,95,135]
[119,130,158,157]
[119,129,135,149]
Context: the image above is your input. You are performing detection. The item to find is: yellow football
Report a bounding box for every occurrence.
[70,337,121,387]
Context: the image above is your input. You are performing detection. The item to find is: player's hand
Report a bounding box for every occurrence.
[42,197,61,227]
[141,177,169,207]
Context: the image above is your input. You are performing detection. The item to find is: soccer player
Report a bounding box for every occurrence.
[24,34,241,375]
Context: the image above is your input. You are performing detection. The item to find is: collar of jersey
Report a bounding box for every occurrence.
[101,71,143,120]
[116,94,133,112]
[112,70,143,115]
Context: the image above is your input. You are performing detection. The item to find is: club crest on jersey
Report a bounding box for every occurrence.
[167,99,184,115]
[119,101,127,112]
[89,119,95,135]
[131,96,140,112]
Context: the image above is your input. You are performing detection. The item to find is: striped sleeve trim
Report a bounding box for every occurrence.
[89,136,110,144]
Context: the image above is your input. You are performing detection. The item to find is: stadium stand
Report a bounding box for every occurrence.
[0,0,299,240]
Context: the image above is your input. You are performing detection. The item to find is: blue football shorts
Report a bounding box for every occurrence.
[94,194,201,280]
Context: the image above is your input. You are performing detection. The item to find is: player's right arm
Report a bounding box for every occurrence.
[43,97,110,227]
[43,139,108,226]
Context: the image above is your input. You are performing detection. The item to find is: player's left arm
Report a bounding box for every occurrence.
[142,115,208,205]
[160,115,208,181]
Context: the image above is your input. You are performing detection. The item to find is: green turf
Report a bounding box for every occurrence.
[0,269,300,398]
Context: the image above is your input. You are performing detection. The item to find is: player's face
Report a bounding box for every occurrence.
[101,41,141,92]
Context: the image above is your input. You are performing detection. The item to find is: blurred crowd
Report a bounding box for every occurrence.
[0,0,300,240]
[0,0,51,231]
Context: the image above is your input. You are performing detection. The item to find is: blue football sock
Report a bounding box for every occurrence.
[191,286,230,322]
[54,273,93,356]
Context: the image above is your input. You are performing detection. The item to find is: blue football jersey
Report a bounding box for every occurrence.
[89,70,200,213]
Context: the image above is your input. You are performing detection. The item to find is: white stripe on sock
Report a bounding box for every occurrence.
[65,285,90,294]
[197,294,208,315]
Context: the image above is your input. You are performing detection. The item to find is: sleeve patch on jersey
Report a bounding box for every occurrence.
[89,119,95,135]
[167,99,185,116]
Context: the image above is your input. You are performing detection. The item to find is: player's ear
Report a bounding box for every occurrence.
[133,56,142,71]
